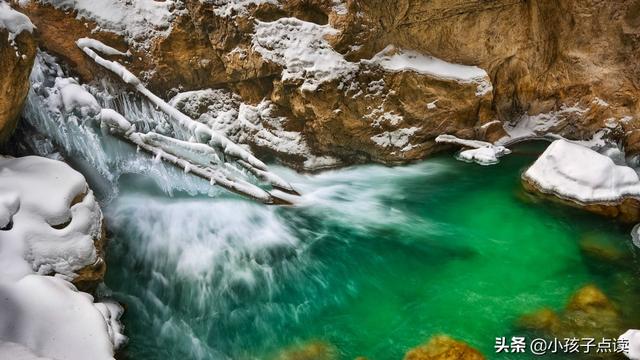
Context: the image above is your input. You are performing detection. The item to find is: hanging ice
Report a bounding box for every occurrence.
[23,42,297,204]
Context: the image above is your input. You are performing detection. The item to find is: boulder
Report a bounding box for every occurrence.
[518,285,624,340]
[404,335,485,360]
[522,139,640,223]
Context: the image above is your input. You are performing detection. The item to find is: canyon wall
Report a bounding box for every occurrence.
[0,4,36,142]
[8,0,640,167]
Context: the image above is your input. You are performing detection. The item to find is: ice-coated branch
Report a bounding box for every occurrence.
[100,109,292,204]
[78,38,297,198]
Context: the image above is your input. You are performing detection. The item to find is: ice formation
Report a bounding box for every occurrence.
[0,155,124,360]
[169,89,340,171]
[523,139,640,203]
[11,38,295,203]
[436,134,511,165]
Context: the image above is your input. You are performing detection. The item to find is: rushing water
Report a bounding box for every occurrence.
[18,53,640,359]
[94,142,638,360]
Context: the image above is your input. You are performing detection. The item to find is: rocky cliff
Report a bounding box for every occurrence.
[0,3,36,143]
[9,0,640,168]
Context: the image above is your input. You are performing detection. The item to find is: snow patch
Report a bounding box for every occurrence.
[371,127,420,150]
[212,0,279,17]
[436,134,511,165]
[34,0,178,49]
[369,46,492,96]
[252,17,358,92]
[0,1,34,40]
[499,105,589,145]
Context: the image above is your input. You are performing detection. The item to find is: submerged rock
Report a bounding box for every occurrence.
[518,285,624,340]
[404,335,485,360]
[579,233,633,271]
[272,340,338,360]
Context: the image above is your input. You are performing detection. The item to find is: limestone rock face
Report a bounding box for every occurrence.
[13,0,640,167]
[0,11,36,143]
[404,335,485,360]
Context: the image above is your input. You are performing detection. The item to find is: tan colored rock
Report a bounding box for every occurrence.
[579,233,630,267]
[13,0,640,165]
[278,66,493,164]
[404,335,485,360]
[72,223,107,293]
[518,285,624,340]
[566,285,617,314]
[518,308,562,334]
[0,19,36,142]
[521,178,640,223]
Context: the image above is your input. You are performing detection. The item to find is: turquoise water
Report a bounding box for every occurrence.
[101,142,640,359]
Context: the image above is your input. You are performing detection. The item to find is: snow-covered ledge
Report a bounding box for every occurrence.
[0,155,125,360]
[435,134,511,165]
[522,139,640,222]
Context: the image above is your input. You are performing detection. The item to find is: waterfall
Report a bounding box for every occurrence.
[21,51,267,200]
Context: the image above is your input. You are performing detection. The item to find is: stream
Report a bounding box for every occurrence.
[99,142,640,359]
[18,53,640,360]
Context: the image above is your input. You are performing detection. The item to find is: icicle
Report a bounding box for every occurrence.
[77,38,297,196]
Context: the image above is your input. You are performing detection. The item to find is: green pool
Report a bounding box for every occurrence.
[103,142,639,359]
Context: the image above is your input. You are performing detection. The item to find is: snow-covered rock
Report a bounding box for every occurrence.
[169,89,340,171]
[523,139,640,203]
[0,1,34,42]
[0,155,102,281]
[35,0,177,49]
[369,46,492,96]
[252,17,358,92]
[0,1,36,142]
[0,155,124,360]
[620,329,640,360]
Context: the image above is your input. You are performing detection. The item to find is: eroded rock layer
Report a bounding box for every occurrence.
[10,0,640,168]
[0,4,36,142]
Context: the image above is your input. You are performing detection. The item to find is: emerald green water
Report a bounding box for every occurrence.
[103,142,639,359]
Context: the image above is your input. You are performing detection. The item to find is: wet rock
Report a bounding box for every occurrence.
[518,308,562,334]
[404,335,485,360]
[579,233,631,268]
[518,285,624,340]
